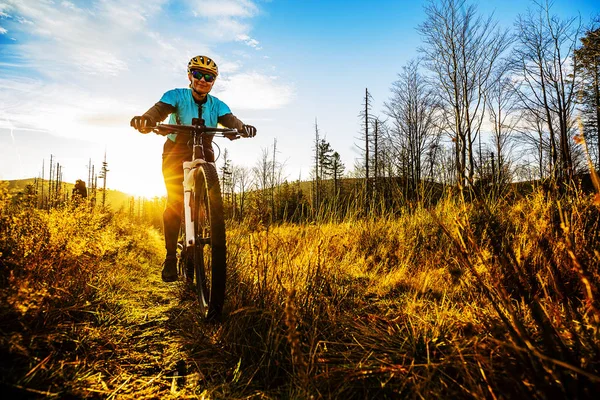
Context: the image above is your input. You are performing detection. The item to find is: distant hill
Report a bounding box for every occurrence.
[2,178,136,211]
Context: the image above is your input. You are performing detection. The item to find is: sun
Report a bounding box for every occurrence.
[117,174,166,199]
[105,133,167,199]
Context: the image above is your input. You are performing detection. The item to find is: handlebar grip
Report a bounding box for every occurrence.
[150,124,253,139]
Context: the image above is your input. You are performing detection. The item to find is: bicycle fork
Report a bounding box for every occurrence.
[183,160,201,247]
[182,159,215,248]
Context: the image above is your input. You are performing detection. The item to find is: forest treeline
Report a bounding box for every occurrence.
[214,0,600,224]
[8,0,600,226]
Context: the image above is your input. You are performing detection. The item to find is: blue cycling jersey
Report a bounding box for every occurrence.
[159,88,232,142]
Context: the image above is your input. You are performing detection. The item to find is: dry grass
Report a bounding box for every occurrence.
[1,180,599,398]
[216,190,600,398]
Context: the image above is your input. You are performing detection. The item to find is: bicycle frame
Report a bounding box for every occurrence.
[149,119,250,319]
[154,120,239,248]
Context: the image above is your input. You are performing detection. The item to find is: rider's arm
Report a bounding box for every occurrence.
[142,101,176,124]
[218,113,245,131]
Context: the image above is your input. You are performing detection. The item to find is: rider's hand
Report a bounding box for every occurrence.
[241,124,257,137]
[130,115,155,134]
[224,132,239,141]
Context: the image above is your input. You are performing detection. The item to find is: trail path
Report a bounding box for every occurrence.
[75,263,221,399]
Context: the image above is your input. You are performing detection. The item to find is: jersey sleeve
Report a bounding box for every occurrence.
[215,98,232,117]
[142,102,176,124]
[158,89,179,108]
[218,113,244,131]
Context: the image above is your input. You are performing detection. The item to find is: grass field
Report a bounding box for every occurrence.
[1,180,599,398]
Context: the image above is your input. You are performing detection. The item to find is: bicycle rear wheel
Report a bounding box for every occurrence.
[192,163,227,320]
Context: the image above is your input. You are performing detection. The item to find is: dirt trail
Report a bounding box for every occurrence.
[74,263,220,399]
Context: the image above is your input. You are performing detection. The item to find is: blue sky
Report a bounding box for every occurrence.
[0,0,598,197]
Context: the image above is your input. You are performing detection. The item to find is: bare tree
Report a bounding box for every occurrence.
[515,108,551,180]
[371,117,388,201]
[356,88,374,207]
[252,148,273,223]
[485,65,521,191]
[512,0,582,184]
[271,138,278,219]
[312,118,321,214]
[234,165,252,219]
[229,160,239,218]
[385,59,440,201]
[419,0,511,195]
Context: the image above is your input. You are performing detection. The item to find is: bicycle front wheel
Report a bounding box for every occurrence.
[192,162,226,320]
[177,224,194,283]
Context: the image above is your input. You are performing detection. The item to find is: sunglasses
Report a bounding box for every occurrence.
[190,70,216,82]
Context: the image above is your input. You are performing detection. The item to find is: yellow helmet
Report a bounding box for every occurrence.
[187,55,219,76]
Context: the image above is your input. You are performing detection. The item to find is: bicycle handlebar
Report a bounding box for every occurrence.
[150,123,251,139]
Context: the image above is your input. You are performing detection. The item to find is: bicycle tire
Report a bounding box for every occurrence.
[192,162,227,320]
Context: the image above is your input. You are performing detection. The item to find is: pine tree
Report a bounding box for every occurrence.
[318,139,334,181]
[331,152,345,197]
[575,26,600,167]
[220,149,233,213]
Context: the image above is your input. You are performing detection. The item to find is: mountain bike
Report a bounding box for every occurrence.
[152,118,250,320]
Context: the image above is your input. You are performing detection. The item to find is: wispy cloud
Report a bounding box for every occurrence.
[0,0,292,147]
[0,76,133,141]
[1,0,267,78]
[188,0,258,18]
[237,34,262,50]
[0,2,9,34]
[183,0,261,42]
[60,1,78,11]
[216,72,294,110]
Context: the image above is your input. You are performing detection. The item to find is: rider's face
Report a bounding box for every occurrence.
[188,70,215,96]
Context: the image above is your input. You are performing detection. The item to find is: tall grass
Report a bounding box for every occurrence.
[2,178,599,398]
[197,187,600,398]
[0,182,164,397]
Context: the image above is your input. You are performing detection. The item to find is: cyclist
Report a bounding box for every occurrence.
[72,179,88,199]
[131,55,257,282]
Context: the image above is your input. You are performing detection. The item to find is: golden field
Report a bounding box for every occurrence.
[0,181,599,399]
